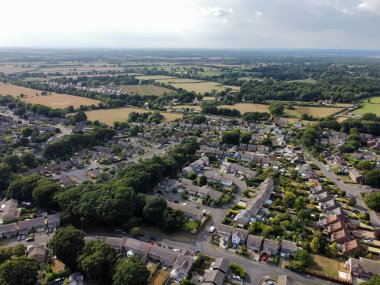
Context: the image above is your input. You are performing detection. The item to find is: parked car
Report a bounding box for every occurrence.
[26,237,34,242]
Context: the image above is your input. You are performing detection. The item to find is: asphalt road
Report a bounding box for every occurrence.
[306,154,380,228]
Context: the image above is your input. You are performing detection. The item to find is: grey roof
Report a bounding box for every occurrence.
[204,270,225,285]
[149,245,178,264]
[18,217,45,229]
[350,257,380,276]
[0,223,17,234]
[281,239,298,252]
[212,258,229,273]
[105,237,125,248]
[247,235,264,246]
[124,238,151,254]
[263,239,280,249]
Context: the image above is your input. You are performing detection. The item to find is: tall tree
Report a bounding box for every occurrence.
[0,256,38,285]
[113,257,150,285]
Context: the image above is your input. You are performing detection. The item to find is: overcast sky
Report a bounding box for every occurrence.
[1,0,380,49]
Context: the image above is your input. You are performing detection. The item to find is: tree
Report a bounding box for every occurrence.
[78,241,116,283]
[293,249,310,268]
[329,242,339,257]
[71,111,87,123]
[310,237,319,253]
[113,256,150,285]
[221,129,240,145]
[161,208,187,232]
[365,192,380,211]
[0,256,38,285]
[269,102,284,116]
[48,226,85,269]
[283,192,296,208]
[32,179,61,208]
[240,131,252,144]
[357,161,375,172]
[143,196,167,224]
[0,163,11,193]
[365,170,380,187]
[130,227,141,238]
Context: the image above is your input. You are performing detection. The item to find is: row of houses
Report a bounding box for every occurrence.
[233,178,274,227]
[202,258,230,285]
[0,214,60,238]
[104,237,194,281]
[217,224,298,258]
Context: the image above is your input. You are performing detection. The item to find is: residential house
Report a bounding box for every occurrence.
[217,224,233,244]
[0,223,17,238]
[331,228,351,244]
[262,239,279,256]
[2,199,20,222]
[280,240,298,258]
[349,257,380,279]
[202,269,225,285]
[342,239,363,257]
[211,258,230,274]
[170,253,194,281]
[326,221,345,234]
[247,235,264,252]
[28,244,46,263]
[124,238,151,260]
[167,201,204,221]
[149,245,178,266]
[18,217,46,234]
[349,169,364,184]
[233,210,251,227]
[46,214,60,230]
[105,237,125,253]
[231,228,249,245]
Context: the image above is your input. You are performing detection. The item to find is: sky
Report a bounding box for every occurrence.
[1,0,380,49]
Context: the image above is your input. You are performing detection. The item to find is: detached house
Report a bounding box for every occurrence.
[217,224,233,245]
[280,239,298,258]
[263,239,279,256]
[349,169,364,184]
[247,235,264,252]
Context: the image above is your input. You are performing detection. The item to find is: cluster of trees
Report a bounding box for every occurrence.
[53,138,198,230]
[44,126,116,159]
[128,111,164,124]
[242,112,270,123]
[0,244,39,285]
[201,103,241,117]
[54,74,139,87]
[269,102,285,116]
[190,114,207,124]
[365,192,380,211]
[49,226,150,285]
[221,129,241,145]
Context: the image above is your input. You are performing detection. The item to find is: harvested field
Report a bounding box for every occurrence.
[218,103,269,113]
[120,85,172,96]
[0,64,36,74]
[85,107,182,125]
[171,82,239,94]
[36,66,124,74]
[136,75,177,80]
[0,83,100,108]
[286,106,345,118]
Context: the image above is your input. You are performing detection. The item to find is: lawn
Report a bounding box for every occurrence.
[120,85,173,96]
[136,75,177,81]
[85,107,183,125]
[184,220,198,231]
[149,268,171,285]
[308,254,346,278]
[0,83,101,109]
[171,82,240,94]
[285,79,317,84]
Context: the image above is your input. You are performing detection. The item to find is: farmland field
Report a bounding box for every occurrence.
[155,78,203,84]
[85,107,183,125]
[136,75,177,81]
[218,103,269,113]
[171,82,240,94]
[0,83,100,108]
[36,65,124,74]
[218,103,344,118]
[120,85,173,96]
[203,96,216,101]
[352,103,380,116]
[286,106,344,118]
[0,64,36,74]
[286,79,317,84]
[165,105,201,111]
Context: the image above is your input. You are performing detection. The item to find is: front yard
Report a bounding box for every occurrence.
[149,268,171,285]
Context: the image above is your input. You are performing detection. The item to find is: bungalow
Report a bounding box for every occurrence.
[124,238,151,260]
[28,243,46,263]
[280,240,298,258]
[149,245,178,267]
[18,217,46,234]
[263,239,279,256]
[247,235,264,252]
[0,223,17,238]
[349,257,380,279]
[46,214,60,230]
[349,169,364,184]
[217,224,233,244]
[231,228,249,245]
[331,228,351,244]
[105,237,125,253]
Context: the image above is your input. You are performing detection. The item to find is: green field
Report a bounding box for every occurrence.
[352,102,380,116]
[286,79,317,84]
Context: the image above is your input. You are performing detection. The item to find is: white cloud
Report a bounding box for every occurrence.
[201,6,233,17]
[356,0,380,13]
